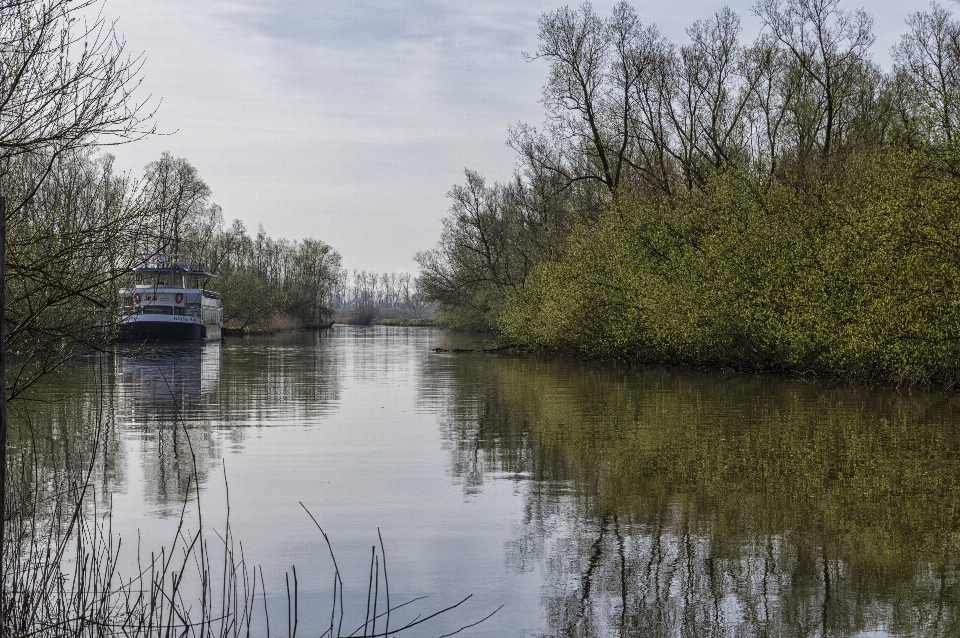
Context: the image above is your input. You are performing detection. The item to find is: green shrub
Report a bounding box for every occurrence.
[500,151,960,381]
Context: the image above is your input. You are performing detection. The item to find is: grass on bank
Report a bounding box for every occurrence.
[369,318,442,328]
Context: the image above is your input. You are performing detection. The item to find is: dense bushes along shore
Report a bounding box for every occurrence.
[418,0,960,383]
[502,151,960,382]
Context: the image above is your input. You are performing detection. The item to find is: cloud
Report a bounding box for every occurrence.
[106,0,937,272]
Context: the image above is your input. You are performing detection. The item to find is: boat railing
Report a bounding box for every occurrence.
[136,254,217,274]
[117,309,204,322]
[143,253,190,268]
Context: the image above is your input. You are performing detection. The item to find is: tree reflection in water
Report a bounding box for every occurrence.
[11,330,960,636]
[10,331,343,517]
[423,351,960,637]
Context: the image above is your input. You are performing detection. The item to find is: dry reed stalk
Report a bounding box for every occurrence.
[0,353,500,637]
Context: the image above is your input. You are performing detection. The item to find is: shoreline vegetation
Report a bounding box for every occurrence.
[219,271,437,334]
[370,318,442,327]
[222,317,442,336]
[416,0,960,388]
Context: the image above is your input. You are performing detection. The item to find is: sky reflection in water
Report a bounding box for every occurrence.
[14,326,960,637]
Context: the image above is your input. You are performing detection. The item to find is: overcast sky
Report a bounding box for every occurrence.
[106,0,942,273]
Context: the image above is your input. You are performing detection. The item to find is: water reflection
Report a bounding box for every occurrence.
[110,345,222,510]
[115,331,343,427]
[13,332,345,516]
[114,344,221,421]
[425,352,960,637]
[12,328,960,636]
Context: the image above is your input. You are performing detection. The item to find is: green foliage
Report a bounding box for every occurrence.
[201,225,342,332]
[422,1,960,381]
[214,268,288,331]
[501,150,960,380]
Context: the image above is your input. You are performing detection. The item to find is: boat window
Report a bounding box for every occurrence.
[137,273,160,286]
[136,272,183,287]
[142,305,173,315]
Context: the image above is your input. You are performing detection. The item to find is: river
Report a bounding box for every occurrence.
[12,326,960,637]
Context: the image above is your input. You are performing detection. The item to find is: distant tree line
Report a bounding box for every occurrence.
[331,270,432,324]
[418,0,960,383]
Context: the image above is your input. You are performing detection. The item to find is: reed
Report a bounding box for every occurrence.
[0,360,499,637]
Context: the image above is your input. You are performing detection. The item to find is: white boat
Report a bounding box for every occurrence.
[118,255,223,342]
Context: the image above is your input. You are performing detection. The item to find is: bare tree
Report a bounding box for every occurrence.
[532,3,614,190]
[893,2,960,147]
[416,170,540,329]
[1,148,142,400]
[0,0,154,162]
[684,8,757,174]
[141,153,212,254]
[514,1,663,197]
[0,0,156,390]
[753,0,875,161]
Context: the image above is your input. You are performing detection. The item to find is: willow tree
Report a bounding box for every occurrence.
[141,153,212,254]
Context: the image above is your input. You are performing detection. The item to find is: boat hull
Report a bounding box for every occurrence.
[118,316,220,342]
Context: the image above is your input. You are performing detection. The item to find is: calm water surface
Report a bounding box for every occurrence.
[15,326,960,637]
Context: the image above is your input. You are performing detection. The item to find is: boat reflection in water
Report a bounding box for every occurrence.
[115,344,221,423]
[114,344,223,512]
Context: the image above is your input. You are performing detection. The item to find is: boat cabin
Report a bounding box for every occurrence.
[118,255,223,341]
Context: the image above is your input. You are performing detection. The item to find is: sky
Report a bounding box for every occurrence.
[105,0,943,273]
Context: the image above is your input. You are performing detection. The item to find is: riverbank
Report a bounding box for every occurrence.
[371,317,441,327]
[329,317,443,327]
[223,314,335,336]
[223,316,441,335]
[492,340,960,390]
